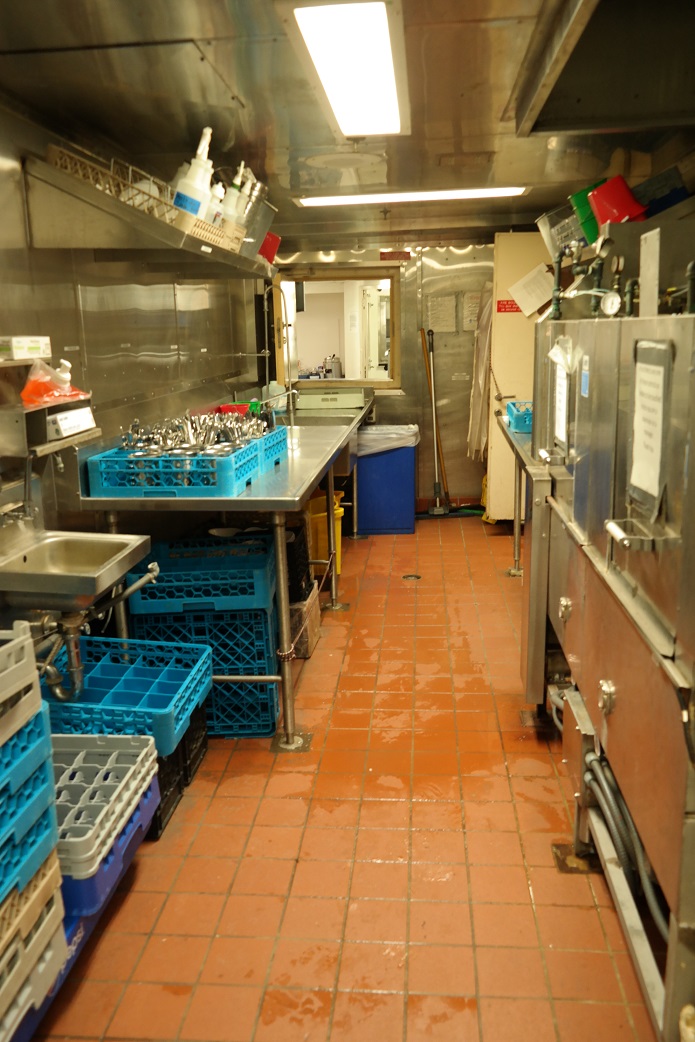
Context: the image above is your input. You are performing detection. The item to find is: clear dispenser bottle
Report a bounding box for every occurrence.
[205,183,226,225]
[221,162,245,224]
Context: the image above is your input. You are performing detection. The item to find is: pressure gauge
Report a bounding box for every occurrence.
[600,290,622,316]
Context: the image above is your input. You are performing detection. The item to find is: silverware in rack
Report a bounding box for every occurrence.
[121,410,266,456]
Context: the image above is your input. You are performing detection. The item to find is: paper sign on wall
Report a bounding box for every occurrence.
[629,361,664,499]
[508,263,554,317]
[462,292,481,331]
[554,363,568,447]
[426,294,457,333]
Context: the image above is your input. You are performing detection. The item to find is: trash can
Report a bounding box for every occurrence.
[308,492,345,573]
[356,425,419,535]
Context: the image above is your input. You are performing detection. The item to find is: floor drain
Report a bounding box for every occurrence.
[552,843,602,875]
[402,574,421,580]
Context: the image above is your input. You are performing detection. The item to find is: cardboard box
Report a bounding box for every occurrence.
[0,336,52,360]
[290,581,321,660]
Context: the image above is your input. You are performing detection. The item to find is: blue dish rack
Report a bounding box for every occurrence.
[0,706,58,907]
[87,441,259,498]
[60,777,160,917]
[506,401,533,433]
[41,637,212,756]
[127,534,276,613]
[86,428,289,499]
[131,609,279,738]
[11,780,160,1042]
[260,426,288,473]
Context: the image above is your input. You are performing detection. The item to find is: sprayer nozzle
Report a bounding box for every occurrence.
[196,127,213,161]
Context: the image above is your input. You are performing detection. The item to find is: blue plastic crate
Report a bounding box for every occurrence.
[127,535,276,613]
[61,777,160,917]
[207,681,278,738]
[13,783,159,1042]
[42,638,212,756]
[260,426,288,473]
[86,441,259,499]
[0,804,58,907]
[0,705,52,804]
[130,608,277,676]
[506,400,533,432]
[130,610,279,738]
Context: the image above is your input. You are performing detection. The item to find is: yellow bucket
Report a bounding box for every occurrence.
[308,492,344,574]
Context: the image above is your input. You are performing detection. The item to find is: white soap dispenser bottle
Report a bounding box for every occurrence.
[173,127,214,218]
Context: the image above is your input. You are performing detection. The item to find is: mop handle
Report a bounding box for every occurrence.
[427,329,440,490]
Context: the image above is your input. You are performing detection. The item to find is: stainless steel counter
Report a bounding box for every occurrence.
[79,422,363,513]
[78,413,369,754]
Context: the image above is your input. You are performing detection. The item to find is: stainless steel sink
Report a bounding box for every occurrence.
[285,413,359,426]
[0,531,151,611]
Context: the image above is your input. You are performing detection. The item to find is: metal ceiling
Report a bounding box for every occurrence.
[0,0,693,252]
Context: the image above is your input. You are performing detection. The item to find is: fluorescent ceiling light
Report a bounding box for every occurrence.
[293,2,405,136]
[296,187,527,207]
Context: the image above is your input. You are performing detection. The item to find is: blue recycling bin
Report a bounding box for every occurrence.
[356,425,419,535]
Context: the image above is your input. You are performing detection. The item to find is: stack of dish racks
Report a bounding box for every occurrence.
[8,630,213,1039]
[0,622,64,1042]
[127,531,279,743]
[41,635,213,844]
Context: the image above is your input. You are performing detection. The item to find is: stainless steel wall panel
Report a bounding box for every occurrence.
[676,335,695,688]
[609,317,695,639]
[520,463,552,704]
[573,319,621,554]
[176,280,250,385]
[79,279,179,407]
[547,504,586,689]
[581,556,688,910]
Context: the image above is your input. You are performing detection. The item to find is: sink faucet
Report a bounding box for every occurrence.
[0,456,38,526]
[38,562,160,701]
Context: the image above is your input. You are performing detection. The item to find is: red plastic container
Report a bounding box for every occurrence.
[258,231,281,263]
[588,176,646,226]
[216,403,249,415]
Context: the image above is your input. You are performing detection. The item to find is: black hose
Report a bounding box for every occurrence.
[600,762,670,943]
[585,753,636,864]
[584,772,635,883]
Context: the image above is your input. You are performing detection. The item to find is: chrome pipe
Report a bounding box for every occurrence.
[213,674,282,683]
[272,511,300,747]
[326,467,339,607]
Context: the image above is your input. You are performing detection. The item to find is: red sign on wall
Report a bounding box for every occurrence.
[496,299,522,313]
[380,250,411,261]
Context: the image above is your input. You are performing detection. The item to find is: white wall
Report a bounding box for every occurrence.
[343,282,360,378]
[487,232,549,519]
[294,291,344,370]
[293,279,388,377]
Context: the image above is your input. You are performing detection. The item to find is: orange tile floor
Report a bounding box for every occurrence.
[38,519,659,1042]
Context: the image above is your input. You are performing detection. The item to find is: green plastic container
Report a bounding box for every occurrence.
[569,180,606,244]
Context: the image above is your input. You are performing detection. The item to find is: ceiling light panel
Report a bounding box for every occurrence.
[296,187,527,206]
[280,1,410,138]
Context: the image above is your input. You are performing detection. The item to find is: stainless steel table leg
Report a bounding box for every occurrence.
[325,467,340,608]
[508,457,523,577]
[352,463,359,538]
[106,511,129,638]
[272,511,302,749]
